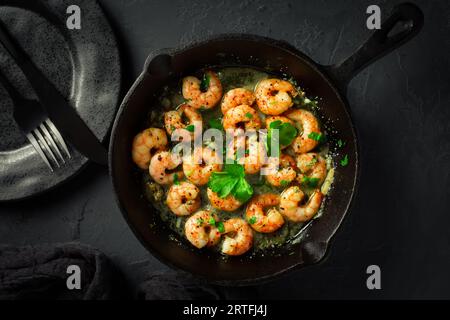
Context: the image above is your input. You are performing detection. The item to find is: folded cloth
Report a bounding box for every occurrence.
[0,243,127,300]
[138,271,221,300]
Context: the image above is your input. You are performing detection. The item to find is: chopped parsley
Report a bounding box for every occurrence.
[245,112,253,119]
[173,174,180,185]
[196,218,204,226]
[217,221,225,233]
[185,124,195,132]
[301,176,320,188]
[280,180,290,187]
[337,139,345,148]
[208,118,223,130]
[308,132,325,143]
[307,157,318,167]
[208,217,216,226]
[248,216,257,224]
[340,154,349,167]
[200,73,210,92]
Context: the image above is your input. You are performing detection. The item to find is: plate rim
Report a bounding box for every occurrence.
[0,0,122,202]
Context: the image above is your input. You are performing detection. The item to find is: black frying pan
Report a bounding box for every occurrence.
[109,3,423,285]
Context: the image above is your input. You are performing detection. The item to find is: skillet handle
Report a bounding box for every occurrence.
[324,2,423,90]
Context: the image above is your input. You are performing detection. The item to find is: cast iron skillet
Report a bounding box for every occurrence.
[110,3,423,285]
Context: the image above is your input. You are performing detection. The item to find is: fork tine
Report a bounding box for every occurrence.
[33,128,60,168]
[39,123,65,164]
[26,133,53,172]
[45,119,71,159]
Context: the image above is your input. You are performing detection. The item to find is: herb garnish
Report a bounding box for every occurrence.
[245,112,253,119]
[196,218,204,225]
[173,174,180,185]
[208,163,253,203]
[267,120,297,156]
[280,180,290,187]
[208,118,223,130]
[200,73,210,92]
[248,216,257,224]
[209,217,216,226]
[308,132,325,143]
[301,176,320,188]
[337,139,345,148]
[340,154,349,167]
[185,124,195,132]
[217,221,225,233]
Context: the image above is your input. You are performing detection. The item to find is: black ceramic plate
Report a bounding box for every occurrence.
[0,0,121,201]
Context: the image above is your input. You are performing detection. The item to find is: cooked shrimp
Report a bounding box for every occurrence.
[296,153,327,186]
[279,186,324,222]
[132,128,168,169]
[265,116,295,149]
[240,139,265,174]
[265,154,297,187]
[222,218,253,256]
[182,70,223,110]
[223,104,262,131]
[285,109,321,154]
[164,104,202,141]
[207,188,243,212]
[149,151,184,185]
[225,135,264,174]
[255,79,298,115]
[221,88,256,114]
[183,147,222,186]
[245,194,284,233]
[185,211,221,249]
[166,182,201,216]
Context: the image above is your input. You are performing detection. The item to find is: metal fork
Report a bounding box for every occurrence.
[0,69,71,171]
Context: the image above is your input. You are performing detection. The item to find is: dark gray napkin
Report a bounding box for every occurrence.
[138,271,221,300]
[0,243,127,300]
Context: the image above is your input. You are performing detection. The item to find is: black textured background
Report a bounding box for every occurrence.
[1,0,450,299]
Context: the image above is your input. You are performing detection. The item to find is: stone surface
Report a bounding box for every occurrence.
[1,0,450,299]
